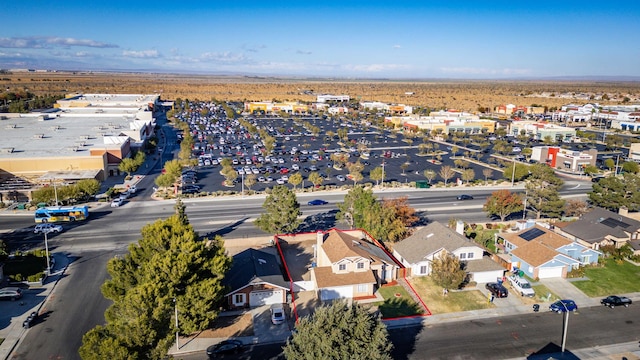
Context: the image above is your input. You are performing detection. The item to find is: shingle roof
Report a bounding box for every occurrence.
[464,256,506,272]
[222,248,288,294]
[321,230,395,266]
[392,222,473,264]
[313,267,376,288]
[503,225,573,266]
[512,241,561,267]
[561,207,640,243]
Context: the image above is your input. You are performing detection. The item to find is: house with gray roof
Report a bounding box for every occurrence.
[222,248,289,309]
[392,221,505,283]
[556,207,640,252]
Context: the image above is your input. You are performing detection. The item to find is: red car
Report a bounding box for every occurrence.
[280,168,289,174]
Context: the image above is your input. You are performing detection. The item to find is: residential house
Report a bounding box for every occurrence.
[222,248,289,309]
[392,222,505,283]
[311,229,399,301]
[556,207,640,252]
[499,224,601,279]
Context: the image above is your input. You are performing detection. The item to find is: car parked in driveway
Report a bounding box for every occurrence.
[485,282,508,298]
[308,199,328,206]
[34,223,63,234]
[549,299,578,313]
[206,339,243,358]
[270,304,285,325]
[506,275,535,297]
[600,295,632,308]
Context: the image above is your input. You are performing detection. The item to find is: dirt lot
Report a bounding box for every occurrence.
[187,313,254,339]
[4,72,639,112]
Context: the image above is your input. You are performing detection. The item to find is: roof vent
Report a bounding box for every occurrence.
[258,259,266,265]
[0,147,14,154]
[5,124,16,129]
[426,233,434,238]
[33,134,44,139]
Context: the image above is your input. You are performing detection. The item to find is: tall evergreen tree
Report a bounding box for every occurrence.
[283,301,392,360]
[254,185,301,234]
[525,164,565,219]
[80,213,231,359]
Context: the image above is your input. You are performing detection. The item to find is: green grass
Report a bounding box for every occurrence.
[373,285,424,318]
[571,259,640,296]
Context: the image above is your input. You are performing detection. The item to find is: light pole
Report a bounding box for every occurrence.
[174,298,180,351]
[522,190,528,220]
[43,230,51,275]
[381,161,385,189]
[558,301,571,353]
[511,158,516,187]
[241,171,244,198]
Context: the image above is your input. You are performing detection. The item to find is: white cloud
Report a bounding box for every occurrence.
[200,51,249,64]
[440,67,532,76]
[296,50,312,55]
[122,50,160,58]
[343,63,410,73]
[0,36,117,49]
[393,44,402,49]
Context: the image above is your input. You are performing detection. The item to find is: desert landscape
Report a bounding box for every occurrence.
[2,71,640,112]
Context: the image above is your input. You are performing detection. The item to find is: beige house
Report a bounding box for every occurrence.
[311,229,399,301]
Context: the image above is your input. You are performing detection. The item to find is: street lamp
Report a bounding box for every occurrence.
[558,301,571,353]
[511,158,516,187]
[522,190,528,220]
[43,230,52,275]
[174,298,180,351]
[381,161,385,189]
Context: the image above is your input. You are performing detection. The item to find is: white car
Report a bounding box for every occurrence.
[276,178,286,185]
[34,223,63,234]
[507,275,535,297]
[336,175,346,182]
[270,304,285,325]
[111,198,124,208]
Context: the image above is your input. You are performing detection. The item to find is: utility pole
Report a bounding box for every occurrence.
[381,161,385,189]
[174,298,180,351]
[511,158,516,187]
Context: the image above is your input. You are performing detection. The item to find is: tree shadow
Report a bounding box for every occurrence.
[296,210,338,233]
[204,217,250,238]
[388,324,424,360]
[378,296,424,318]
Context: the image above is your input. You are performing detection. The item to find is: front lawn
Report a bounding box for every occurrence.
[373,285,424,318]
[410,276,494,313]
[571,258,640,297]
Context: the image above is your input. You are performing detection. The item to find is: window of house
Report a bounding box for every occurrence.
[339,264,346,271]
[420,265,427,274]
[582,255,590,264]
[467,252,474,259]
[357,262,365,269]
[233,293,245,306]
[357,284,367,293]
[459,253,467,259]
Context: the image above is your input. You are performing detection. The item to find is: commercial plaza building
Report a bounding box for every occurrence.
[0,94,160,202]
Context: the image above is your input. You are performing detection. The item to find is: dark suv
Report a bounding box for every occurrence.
[485,282,508,298]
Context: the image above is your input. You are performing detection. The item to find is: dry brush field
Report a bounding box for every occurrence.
[3,72,640,111]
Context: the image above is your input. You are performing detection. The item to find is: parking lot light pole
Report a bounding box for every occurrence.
[241,171,244,198]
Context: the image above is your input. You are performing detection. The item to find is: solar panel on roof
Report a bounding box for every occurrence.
[600,217,630,229]
[519,228,545,241]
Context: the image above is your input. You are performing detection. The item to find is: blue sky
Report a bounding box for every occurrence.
[1,1,639,79]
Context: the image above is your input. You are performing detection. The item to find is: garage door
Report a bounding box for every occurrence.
[249,289,283,307]
[320,286,353,301]
[472,271,504,284]
[538,266,563,279]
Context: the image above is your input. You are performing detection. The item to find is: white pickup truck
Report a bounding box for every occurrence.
[507,275,535,297]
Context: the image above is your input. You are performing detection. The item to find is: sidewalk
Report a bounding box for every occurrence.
[0,252,70,360]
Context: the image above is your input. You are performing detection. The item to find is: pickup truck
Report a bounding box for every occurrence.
[507,275,535,297]
[600,295,632,308]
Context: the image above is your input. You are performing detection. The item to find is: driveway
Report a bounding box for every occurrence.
[250,305,292,343]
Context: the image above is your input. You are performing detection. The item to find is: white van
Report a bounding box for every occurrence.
[507,275,535,297]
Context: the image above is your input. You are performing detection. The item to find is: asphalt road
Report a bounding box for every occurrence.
[0,180,590,359]
[175,304,640,360]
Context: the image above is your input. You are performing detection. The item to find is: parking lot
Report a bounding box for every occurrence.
[171,101,629,195]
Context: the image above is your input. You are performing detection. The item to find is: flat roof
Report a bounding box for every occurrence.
[0,113,131,159]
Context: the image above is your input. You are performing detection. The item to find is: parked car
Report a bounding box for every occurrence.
[308,199,328,206]
[549,299,578,313]
[600,295,632,308]
[111,198,124,208]
[0,287,23,301]
[456,194,474,200]
[206,339,243,358]
[507,275,535,297]
[270,304,286,325]
[34,223,63,234]
[336,175,346,182]
[485,282,508,298]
